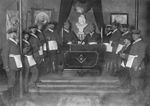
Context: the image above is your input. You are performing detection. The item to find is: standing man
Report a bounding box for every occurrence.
[43,23,59,73]
[3,28,22,98]
[117,35,133,88]
[119,25,133,45]
[126,30,146,94]
[107,22,122,74]
[29,26,43,76]
[22,31,38,91]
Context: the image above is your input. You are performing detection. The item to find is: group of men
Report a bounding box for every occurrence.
[3,22,61,98]
[2,19,148,100]
[104,22,147,95]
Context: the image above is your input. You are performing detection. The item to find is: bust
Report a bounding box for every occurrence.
[75,15,88,41]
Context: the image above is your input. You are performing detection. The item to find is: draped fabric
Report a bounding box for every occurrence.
[92,0,104,31]
[58,0,104,32]
[58,0,74,31]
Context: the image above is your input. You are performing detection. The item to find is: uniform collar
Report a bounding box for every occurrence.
[106,31,112,36]
[9,38,18,45]
[90,32,94,36]
[64,29,69,33]
[23,39,30,45]
[37,29,42,33]
[122,31,129,36]
[133,38,142,44]
[30,33,38,38]
[48,28,54,32]
[112,29,118,34]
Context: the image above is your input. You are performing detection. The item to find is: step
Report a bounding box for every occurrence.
[40,77,120,84]
[37,84,119,88]
[29,88,130,94]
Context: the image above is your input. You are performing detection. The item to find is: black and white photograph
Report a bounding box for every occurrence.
[0,0,150,106]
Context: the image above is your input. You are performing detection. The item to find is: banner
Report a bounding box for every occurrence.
[6,10,19,39]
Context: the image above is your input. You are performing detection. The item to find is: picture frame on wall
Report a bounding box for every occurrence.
[110,13,128,25]
[31,8,54,25]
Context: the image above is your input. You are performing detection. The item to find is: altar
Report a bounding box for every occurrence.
[63,44,105,72]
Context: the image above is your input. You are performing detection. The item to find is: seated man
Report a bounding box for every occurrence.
[84,24,100,45]
[63,21,77,45]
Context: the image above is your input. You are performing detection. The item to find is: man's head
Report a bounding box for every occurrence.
[112,22,120,30]
[132,29,141,41]
[121,24,129,32]
[47,23,55,30]
[29,25,37,33]
[23,31,29,40]
[90,23,96,33]
[64,21,71,30]
[78,15,86,25]
[7,28,17,39]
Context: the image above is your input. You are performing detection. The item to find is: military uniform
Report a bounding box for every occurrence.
[128,38,146,91]
[126,30,146,93]
[22,37,38,90]
[44,27,59,73]
[105,28,122,75]
[63,29,77,45]
[3,32,22,98]
[29,31,44,77]
[84,32,100,45]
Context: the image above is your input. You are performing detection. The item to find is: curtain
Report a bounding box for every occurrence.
[92,0,104,31]
[57,0,74,31]
[58,0,104,31]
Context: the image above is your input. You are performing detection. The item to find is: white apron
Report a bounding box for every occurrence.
[25,55,36,67]
[39,46,43,55]
[48,41,58,51]
[9,54,22,68]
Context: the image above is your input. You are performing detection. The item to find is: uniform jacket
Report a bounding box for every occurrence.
[36,29,46,45]
[29,33,42,64]
[119,31,132,45]
[129,39,146,69]
[23,39,33,55]
[84,32,100,44]
[43,28,59,42]
[3,38,21,70]
[109,29,122,53]
[63,29,76,45]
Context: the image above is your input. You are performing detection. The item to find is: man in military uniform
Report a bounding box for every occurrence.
[104,22,122,75]
[119,25,133,45]
[127,30,146,94]
[22,31,38,91]
[63,21,77,45]
[43,23,59,73]
[3,28,22,98]
[28,26,44,76]
[84,23,100,45]
[117,34,133,88]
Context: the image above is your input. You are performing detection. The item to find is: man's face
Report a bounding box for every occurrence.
[132,34,140,40]
[10,32,17,39]
[64,23,70,30]
[31,28,36,33]
[48,24,54,29]
[112,25,116,30]
[24,34,29,40]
